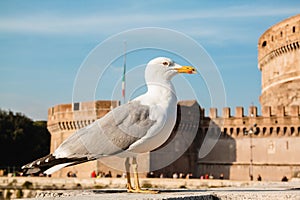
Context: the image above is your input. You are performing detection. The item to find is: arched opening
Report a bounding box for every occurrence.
[62,122,66,130]
[276,127,280,135]
[270,127,273,135]
[69,121,73,130]
[291,127,295,135]
[230,128,234,135]
[236,128,240,136]
[283,127,287,135]
[263,127,267,135]
[66,121,70,130]
[293,26,296,33]
[262,40,267,47]
[223,128,227,136]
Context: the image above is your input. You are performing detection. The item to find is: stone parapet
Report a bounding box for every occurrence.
[202,105,300,138]
[47,100,119,132]
[206,105,299,119]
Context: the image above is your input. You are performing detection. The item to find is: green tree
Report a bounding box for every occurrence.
[0,109,50,171]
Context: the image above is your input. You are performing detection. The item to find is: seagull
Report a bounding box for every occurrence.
[22,57,196,193]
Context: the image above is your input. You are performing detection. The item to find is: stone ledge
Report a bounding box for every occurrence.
[34,189,218,200]
[25,188,300,200]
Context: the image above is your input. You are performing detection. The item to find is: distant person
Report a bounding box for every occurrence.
[257,174,262,181]
[91,170,96,178]
[250,175,253,181]
[204,174,209,179]
[179,173,184,178]
[172,172,178,179]
[116,174,122,178]
[147,172,155,178]
[186,173,193,179]
[219,173,224,180]
[72,172,77,177]
[105,171,112,177]
[67,171,72,177]
[67,171,77,177]
[281,176,288,182]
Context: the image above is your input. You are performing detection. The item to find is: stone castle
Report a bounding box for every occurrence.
[47,14,300,180]
[258,14,300,115]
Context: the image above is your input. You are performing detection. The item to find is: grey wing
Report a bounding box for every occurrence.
[53,101,156,159]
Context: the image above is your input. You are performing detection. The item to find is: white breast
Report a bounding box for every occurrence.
[127,92,177,153]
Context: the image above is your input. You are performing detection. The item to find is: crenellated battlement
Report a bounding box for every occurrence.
[207,105,300,119]
[47,100,119,133]
[47,101,300,137]
[203,105,300,138]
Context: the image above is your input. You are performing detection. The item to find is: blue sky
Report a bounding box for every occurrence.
[0,0,299,120]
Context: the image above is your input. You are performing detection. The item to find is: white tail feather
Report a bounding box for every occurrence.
[44,162,74,175]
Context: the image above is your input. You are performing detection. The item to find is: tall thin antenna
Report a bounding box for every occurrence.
[122,41,127,104]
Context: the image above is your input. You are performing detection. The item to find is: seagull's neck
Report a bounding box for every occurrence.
[144,81,177,105]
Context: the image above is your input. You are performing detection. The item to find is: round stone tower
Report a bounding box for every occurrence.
[258,14,300,115]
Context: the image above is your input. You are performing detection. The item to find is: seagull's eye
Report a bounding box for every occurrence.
[162,61,169,66]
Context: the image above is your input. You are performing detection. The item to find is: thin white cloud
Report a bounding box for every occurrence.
[0,5,298,36]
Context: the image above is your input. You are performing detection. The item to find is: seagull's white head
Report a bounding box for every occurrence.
[145,57,196,84]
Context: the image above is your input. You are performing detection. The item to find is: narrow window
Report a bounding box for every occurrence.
[73,102,80,111]
[291,127,295,135]
[283,127,287,135]
[230,128,234,135]
[236,128,240,136]
[276,127,280,135]
[263,127,267,135]
[292,26,296,33]
[270,127,273,135]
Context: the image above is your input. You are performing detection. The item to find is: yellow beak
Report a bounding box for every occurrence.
[176,66,197,74]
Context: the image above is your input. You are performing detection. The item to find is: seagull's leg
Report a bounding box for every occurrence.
[125,157,134,191]
[129,157,158,194]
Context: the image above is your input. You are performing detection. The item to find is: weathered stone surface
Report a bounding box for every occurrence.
[258,14,300,114]
[2,177,300,199]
